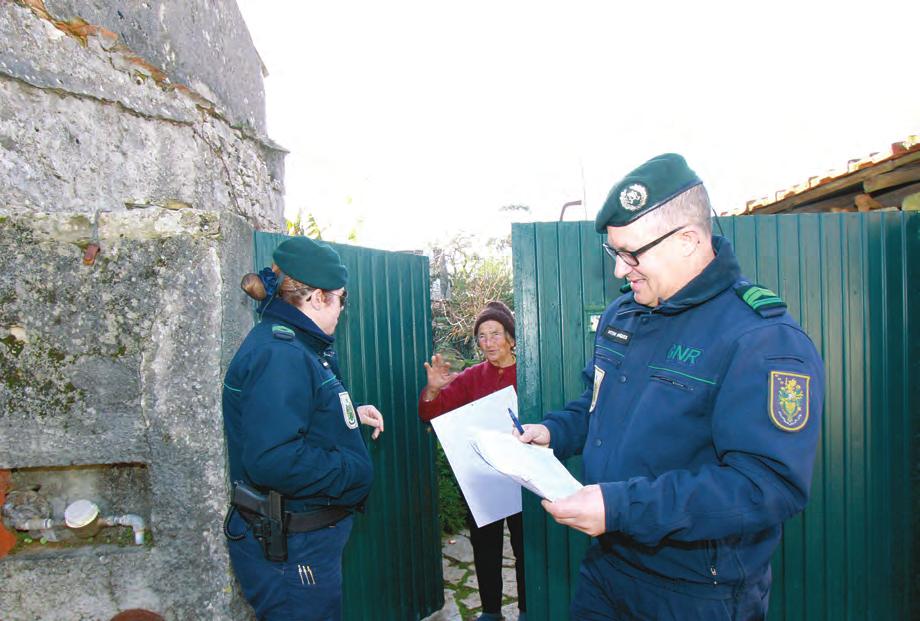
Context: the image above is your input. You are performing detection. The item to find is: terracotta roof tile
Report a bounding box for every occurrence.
[746,135,920,213]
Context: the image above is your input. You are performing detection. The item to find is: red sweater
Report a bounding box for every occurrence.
[418,360,517,422]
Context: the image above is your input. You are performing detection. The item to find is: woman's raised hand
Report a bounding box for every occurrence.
[422,353,457,399]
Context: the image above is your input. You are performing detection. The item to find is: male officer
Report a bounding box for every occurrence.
[518,154,823,620]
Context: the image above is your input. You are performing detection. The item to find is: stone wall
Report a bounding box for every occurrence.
[43,0,270,136]
[0,1,281,618]
[0,0,284,228]
[0,209,253,620]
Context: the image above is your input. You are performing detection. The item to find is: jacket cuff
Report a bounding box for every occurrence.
[599,481,627,534]
[541,420,567,459]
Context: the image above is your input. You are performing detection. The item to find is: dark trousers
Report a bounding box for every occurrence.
[227,509,354,621]
[570,543,770,621]
[468,511,526,614]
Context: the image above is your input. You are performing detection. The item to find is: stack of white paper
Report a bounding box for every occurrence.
[471,429,583,502]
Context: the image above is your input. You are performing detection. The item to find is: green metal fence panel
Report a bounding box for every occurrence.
[253,233,442,621]
[512,213,920,621]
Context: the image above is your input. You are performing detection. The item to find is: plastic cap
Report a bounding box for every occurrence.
[64,499,99,528]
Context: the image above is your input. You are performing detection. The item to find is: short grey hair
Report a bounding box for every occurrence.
[644,184,712,237]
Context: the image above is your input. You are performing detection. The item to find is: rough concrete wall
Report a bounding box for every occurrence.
[0,1,279,618]
[0,208,253,620]
[44,0,269,136]
[0,0,284,229]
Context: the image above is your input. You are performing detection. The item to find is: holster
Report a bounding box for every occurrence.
[260,489,288,562]
[231,482,288,561]
[230,481,354,562]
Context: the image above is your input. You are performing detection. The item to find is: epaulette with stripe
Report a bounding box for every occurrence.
[734,283,787,318]
[272,324,295,340]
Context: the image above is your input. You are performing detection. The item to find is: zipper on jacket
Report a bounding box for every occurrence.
[650,374,693,392]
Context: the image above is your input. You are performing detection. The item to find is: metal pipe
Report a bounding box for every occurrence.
[559,199,584,221]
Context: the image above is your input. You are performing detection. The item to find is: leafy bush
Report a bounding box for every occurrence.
[435,442,468,534]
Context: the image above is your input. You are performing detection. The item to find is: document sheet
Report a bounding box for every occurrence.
[471,430,583,502]
[429,385,522,527]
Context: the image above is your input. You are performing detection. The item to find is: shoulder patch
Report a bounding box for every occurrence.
[271,324,295,341]
[769,370,810,431]
[735,283,786,318]
[339,392,359,429]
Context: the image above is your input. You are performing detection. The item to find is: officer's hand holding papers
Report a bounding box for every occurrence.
[430,386,584,527]
[511,421,606,536]
[470,430,583,502]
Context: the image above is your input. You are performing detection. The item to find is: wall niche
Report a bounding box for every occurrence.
[1,463,151,558]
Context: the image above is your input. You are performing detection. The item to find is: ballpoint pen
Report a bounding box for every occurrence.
[507,407,525,434]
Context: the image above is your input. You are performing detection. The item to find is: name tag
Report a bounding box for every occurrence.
[602,326,631,346]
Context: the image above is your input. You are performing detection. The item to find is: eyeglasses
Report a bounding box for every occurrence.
[304,289,347,309]
[325,290,347,309]
[602,225,685,267]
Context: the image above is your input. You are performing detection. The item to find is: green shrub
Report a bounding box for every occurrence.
[435,441,468,534]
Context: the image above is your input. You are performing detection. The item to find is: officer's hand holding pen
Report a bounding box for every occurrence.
[513,422,551,447]
[356,405,384,440]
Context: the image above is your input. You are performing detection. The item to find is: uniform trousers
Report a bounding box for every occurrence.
[227,509,354,621]
[468,511,526,614]
[571,543,770,621]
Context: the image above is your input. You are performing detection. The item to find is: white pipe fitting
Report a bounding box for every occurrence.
[100,514,146,545]
[11,518,55,531]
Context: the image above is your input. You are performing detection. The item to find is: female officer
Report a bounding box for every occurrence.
[419,301,526,621]
[223,236,384,621]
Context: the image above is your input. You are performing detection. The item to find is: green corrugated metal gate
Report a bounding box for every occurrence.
[253,233,443,621]
[512,213,920,621]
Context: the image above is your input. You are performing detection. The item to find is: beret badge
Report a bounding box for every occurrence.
[594,153,701,231]
[619,183,648,211]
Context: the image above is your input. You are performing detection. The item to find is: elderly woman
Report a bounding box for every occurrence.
[223,236,384,621]
[419,300,526,621]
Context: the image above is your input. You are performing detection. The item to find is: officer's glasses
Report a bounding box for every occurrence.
[602,225,685,267]
[301,288,347,309]
[325,290,347,309]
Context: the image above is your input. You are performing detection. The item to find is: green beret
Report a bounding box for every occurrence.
[272,237,348,290]
[594,153,702,233]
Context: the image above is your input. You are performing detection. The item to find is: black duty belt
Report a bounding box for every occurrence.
[231,482,353,533]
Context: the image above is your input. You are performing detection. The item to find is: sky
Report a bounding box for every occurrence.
[236,0,920,252]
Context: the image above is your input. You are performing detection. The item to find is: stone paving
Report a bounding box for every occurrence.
[422,526,521,621]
